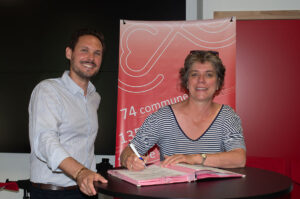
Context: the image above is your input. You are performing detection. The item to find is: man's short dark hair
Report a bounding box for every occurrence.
[68,28,105,51]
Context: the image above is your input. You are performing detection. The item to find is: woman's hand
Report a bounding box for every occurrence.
[120,145,147,171]
[126,155,147,171]
[161,154,200,167]
[161,148,246,168]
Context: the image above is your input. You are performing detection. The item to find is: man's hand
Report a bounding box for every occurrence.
[76,168,107,196]
[59,157,108,196]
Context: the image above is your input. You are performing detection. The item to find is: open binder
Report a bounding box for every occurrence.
[108,162,245,186]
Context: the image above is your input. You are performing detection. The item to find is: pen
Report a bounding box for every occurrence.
[129,143,147,168]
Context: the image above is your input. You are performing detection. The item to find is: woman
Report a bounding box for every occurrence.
[120,50,246,171]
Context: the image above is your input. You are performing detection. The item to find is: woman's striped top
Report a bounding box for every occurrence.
[131,105,246,160]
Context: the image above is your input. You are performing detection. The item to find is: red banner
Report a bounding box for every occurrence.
[115,18,236,166]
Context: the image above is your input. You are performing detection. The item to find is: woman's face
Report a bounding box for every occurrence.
[187,61,218,102]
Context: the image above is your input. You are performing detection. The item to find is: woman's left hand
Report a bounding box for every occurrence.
[161,154,200,167]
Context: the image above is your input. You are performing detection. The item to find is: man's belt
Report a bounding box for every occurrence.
[31,182,78,191]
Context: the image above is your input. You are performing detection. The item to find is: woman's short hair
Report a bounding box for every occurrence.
[179,50,226,96]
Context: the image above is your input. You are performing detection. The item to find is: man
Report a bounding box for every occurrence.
[28,28,107,199]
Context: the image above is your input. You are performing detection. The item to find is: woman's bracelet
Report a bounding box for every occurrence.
[74,167,87,181]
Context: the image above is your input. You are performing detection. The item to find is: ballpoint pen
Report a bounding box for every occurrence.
[129,143,147,168]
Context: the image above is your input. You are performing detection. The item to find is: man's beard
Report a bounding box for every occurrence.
[71,61,99,80]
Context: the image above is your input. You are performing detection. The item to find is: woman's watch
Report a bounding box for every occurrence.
[201,153,207,166]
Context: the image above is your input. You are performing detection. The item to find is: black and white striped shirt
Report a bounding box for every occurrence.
[131,105,245,160]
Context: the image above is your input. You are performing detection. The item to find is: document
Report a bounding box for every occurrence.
[108,162,245,186]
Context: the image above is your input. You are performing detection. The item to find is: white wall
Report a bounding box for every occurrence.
[0,153,114,199]
[0,153,30,199]
[202,0,300,19]
[186,0,203,20]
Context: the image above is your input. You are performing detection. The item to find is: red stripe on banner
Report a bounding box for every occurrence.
[115,18,236,166]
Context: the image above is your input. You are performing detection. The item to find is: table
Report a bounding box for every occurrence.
[94,167,293,199]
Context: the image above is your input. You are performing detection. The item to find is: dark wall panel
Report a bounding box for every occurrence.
[0,0,186,155]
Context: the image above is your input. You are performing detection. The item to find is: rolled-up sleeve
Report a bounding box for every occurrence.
[29,82,70,171]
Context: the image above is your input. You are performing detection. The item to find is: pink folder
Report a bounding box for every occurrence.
[108,162,244,186]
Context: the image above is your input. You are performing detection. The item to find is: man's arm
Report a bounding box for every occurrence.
[59,157,107,196]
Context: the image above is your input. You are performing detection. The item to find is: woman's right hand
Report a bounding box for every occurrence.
[120,145,147,171]
[126,155,147,171]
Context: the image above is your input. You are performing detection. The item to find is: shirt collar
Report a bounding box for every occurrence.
[61,71,96,96]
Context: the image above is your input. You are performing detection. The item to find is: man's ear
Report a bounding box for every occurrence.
[65,47,72,60]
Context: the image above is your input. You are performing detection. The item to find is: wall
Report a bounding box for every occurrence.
[236,20,300,158]
[0,0,185,156]
[202,0,300,19]
[186,0,203,20]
